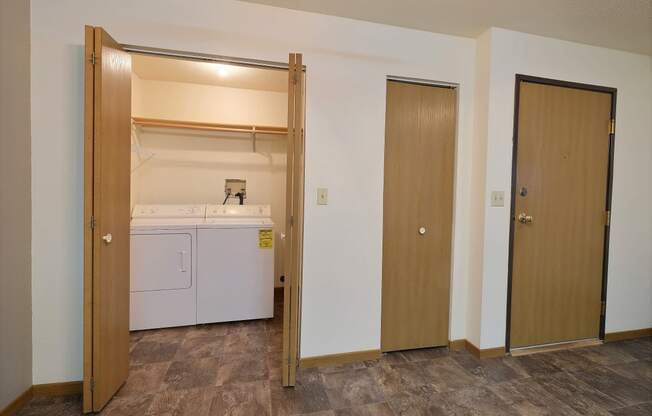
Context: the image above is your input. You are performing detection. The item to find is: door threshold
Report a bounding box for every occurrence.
[509,338,601,356]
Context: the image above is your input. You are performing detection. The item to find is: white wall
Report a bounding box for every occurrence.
[30,0,476,382]
[475,28,652,348]
[131,76,288,285]
[29,0,650,385]
[0,0,32,408]
[465,29,492,347]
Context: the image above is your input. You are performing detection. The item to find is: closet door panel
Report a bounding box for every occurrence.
[381,81,456,352]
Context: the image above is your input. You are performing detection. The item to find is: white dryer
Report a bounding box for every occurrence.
[129,204,205,330]
[197,205,274,324]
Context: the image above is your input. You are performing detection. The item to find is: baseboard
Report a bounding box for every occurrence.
[465,340,505,359]
[448,339,466,351]
[32,381,83,397]
[299,349,381,368]
[0,381,82,416]
[274,287,284,303]
[605,327,652,342]
[298,330,651,369]
[0,386,33,416]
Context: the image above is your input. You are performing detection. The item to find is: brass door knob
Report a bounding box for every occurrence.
[517,213,533,224]
[102,233,113,244]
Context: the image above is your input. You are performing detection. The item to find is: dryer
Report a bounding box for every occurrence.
[130,204,205,330]
[197,205,274,324]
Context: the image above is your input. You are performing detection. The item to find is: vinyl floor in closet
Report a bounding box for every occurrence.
[16,297,652,416]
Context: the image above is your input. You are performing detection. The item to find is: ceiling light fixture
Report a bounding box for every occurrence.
[216,65,229,78]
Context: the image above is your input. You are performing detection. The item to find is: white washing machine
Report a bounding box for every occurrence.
[197,205,274,324]
[129,204,205,330]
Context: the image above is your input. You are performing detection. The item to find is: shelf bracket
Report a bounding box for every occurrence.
[252,126,257,153]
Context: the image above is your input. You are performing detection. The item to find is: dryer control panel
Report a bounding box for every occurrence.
[206,204,271,218]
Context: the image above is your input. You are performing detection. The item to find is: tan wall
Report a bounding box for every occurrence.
[0,0,33,409]
[131,76,287,286]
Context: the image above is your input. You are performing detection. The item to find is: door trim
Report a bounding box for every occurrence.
[386,75,457,89]
[82,25,95,413]
[122,44,299,71]
[505,74,617,352]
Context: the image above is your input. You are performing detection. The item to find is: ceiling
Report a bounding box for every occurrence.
[132,54,288,92]
[241,0,652,55]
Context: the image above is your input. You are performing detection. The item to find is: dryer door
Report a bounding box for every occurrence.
[130,233,192,291]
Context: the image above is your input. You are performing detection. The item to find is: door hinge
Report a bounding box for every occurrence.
[609,119,615,135]
[605,210,611,226]
[290,215,294,226]
[90,377,96,391]
[601,301,607,316]
[90,215,96,229]
[90,51,96,65]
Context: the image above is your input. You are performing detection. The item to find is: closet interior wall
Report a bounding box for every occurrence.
[130,70,288,287]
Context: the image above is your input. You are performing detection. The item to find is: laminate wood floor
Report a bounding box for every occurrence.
[16,301,652,415]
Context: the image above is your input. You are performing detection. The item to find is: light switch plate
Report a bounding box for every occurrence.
[490,191,505,207]
[317,188,328,205]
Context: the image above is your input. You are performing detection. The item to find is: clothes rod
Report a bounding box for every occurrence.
[131,117,288,136]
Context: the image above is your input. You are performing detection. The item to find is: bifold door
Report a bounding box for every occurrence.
[509,79,613,349]
[84,28,306,408]
[83,26,132,412]
[381,80,456,352]
[282,53,305,386]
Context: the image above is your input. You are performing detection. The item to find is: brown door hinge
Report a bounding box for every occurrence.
[601,301,606,316]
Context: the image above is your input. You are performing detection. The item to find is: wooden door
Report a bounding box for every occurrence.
[510,80,612,348]
[83,26,132,412]
[381,81,456,352]
[282,53,305,386]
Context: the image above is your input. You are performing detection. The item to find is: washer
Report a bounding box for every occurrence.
[197,204,274,324]
[130,204,205,330]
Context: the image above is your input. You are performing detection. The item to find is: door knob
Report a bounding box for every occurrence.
[517,213,533,224]
[418,227,426,235]
[102,233,113,244]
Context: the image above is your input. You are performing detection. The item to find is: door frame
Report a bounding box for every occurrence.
[84,41,307,411]
[380,75,460,351]
[505,74,617,352]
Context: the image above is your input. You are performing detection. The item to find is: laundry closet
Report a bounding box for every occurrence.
[128,54,288,331]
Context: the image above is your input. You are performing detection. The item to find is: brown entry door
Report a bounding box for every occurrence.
[84,26,132,412]
[510,80,612,349]
[381,80,456,352]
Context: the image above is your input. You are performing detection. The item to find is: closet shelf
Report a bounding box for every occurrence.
[131,117,287,136]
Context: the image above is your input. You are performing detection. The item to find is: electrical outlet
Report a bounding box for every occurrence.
[317,188,328,205]
[490,191,505,207]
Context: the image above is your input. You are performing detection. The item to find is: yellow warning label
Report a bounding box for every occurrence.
[258,229,273,249]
